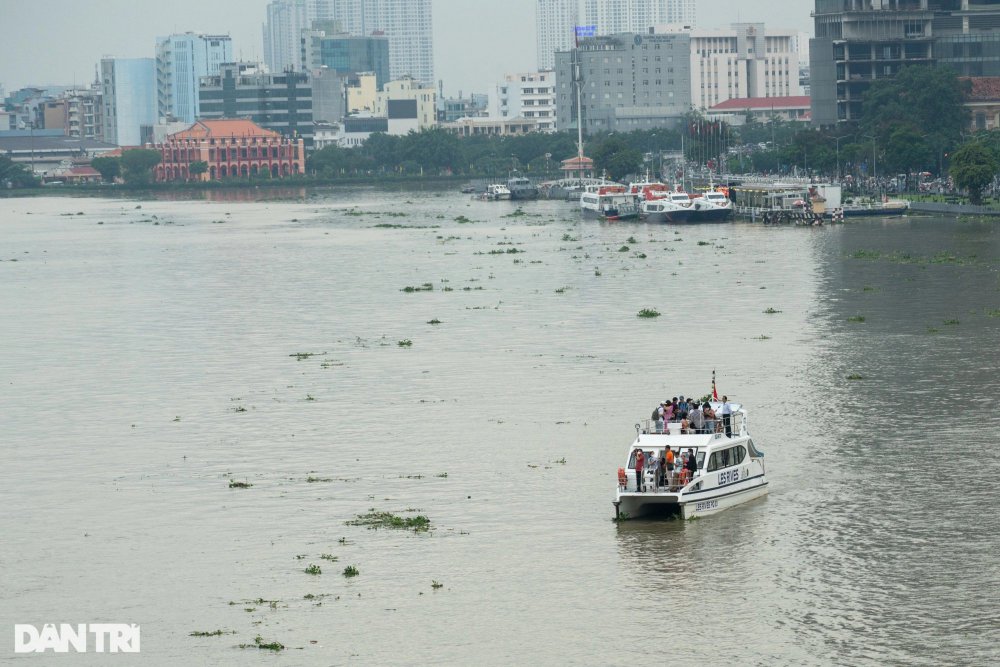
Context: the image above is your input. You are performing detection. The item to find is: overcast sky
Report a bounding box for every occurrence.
[0,0,812,96]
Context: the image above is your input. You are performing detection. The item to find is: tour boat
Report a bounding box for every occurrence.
[480,183,511,200]
[640,197,693,223]
[614,402,767,520]
[689,190,734,222]
[580,184,639,221]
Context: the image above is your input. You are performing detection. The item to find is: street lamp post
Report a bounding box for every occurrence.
[833,134,848,181]
[862,134,877,195]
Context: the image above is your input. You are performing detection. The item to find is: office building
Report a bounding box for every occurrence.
[537,0,580,71]
[198,63,314,144]
[100,57,157,146]
[490,71,558,132]
[301,30,389,88]
[324,0,434,86]
[438,93,489,123]
[554,32,692,133]
[264,0,309,73]
[156,33,233,123]
[810,0,1000,125]
[655,23,801,110]
[375,76,436,129]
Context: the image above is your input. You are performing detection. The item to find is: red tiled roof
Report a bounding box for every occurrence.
[561,156,594,167]
[68,166,100,176]
[709,96,812,111]
[963,77,1000,101]
[169,119,281,140]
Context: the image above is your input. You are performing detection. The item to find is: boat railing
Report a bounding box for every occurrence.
[641,412,746,437]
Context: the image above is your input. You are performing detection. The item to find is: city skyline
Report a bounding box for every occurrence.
[0,0,810,98]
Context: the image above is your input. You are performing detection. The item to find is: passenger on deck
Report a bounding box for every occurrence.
[703,402,717,434]
[688,403,704,433]
[721,396,733,437]
[685,448,698,478]
[677,396,689,419]
[634,449,645,492]
[665,448,676,489]
[651,403,665,433]
[663,400,675,423]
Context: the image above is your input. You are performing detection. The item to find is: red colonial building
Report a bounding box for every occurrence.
[153,119,306,182]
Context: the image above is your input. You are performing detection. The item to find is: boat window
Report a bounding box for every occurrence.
[747,439,762,457]
[720,448,731,468]
[696,452,705,469]
[734,446,746,466]
[628,451,637,469]
[706,452,719,472]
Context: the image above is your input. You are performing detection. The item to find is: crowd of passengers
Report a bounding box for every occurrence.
[649,394,734,436]
[631,446,700,493]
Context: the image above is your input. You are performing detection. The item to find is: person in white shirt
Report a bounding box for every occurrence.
[720,396,733,437]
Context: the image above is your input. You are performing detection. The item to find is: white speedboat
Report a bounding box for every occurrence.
[481,183,511,200]
[638,186,693,223]
[689,190,734,222]
[614,402,767,520]
[580,185,639,221]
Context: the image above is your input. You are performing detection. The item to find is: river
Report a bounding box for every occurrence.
[2,188,998,666]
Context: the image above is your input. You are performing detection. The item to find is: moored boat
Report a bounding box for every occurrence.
[640,197,693,223]
[580,185,639,220]
[507,175,539,200]
[480,183,511,200]
[614,400,767,520]
[689,189,734,222]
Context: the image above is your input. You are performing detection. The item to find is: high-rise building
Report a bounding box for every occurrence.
[198,62,314,144]
[537,0,579,71]
[324,0,434,86]
[100,57,157,146]
[490,71,558,132]
[301,30,390,88]
[654,24,801,110]
[263,0,309,73]
[156,33,233,124]
[811,0,1000,125]
[537,1,696,73]
[555,32,693,133]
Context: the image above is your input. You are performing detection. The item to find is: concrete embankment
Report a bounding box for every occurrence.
[906,201,1000,217]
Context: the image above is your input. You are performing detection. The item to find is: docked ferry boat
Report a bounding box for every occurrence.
[614,402,767,520]
[507,175,539,200]
[689,190,734,222]
[480,183,511,200]
[580,185,639,220]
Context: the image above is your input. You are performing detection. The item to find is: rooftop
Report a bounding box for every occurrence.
[964,77,1000,101]
[167,119,281,140]
[709,96,812,111]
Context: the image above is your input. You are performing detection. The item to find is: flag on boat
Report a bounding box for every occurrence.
[712,370,719,401]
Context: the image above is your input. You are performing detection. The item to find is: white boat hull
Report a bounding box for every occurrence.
[615,479,768,520]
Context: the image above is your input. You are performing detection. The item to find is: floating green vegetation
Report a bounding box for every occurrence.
[436,472,448,478]
[562,233,579,242]
[240,636,284,652]
[454,215,474,224]
[305,394,316,401]
[295,554,307,560]
[697,241,711,246]
[553,457,567,464]
[189,629,234,637]
[554,287,569,293]
[304,564,322,575]
[427,318,442,325]
[232,406,247,413]
[431,580,444,589]
[847,315,866,323]
[848,248,977,266]
[752,334,772,340]
[397,339,413,347]
[402,283,434,292]
[927,327,940,333]
[228,480,252,489]
[306,476,332,483]
[635,252,647,259]
[626,236,639,244]
[763,308,782,314]
[862,285,880,292]
[987,309,1000,318]
[347,510,431,532]
[637,308,661,318]
[343,565,360,578]
[846,373,864,380]
[618,245,630,252]
[487,247,524,255]
[319,553,338,562]
[943,318,960,325]
[594,268,602,276]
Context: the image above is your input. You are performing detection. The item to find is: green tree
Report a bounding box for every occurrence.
[0,155,39,187]
[188,161,208,179]
[862,65,969,172]
[120,149,162,185]
[950,142,998,205]
[591,135,642,181]
[90,156,121,183]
